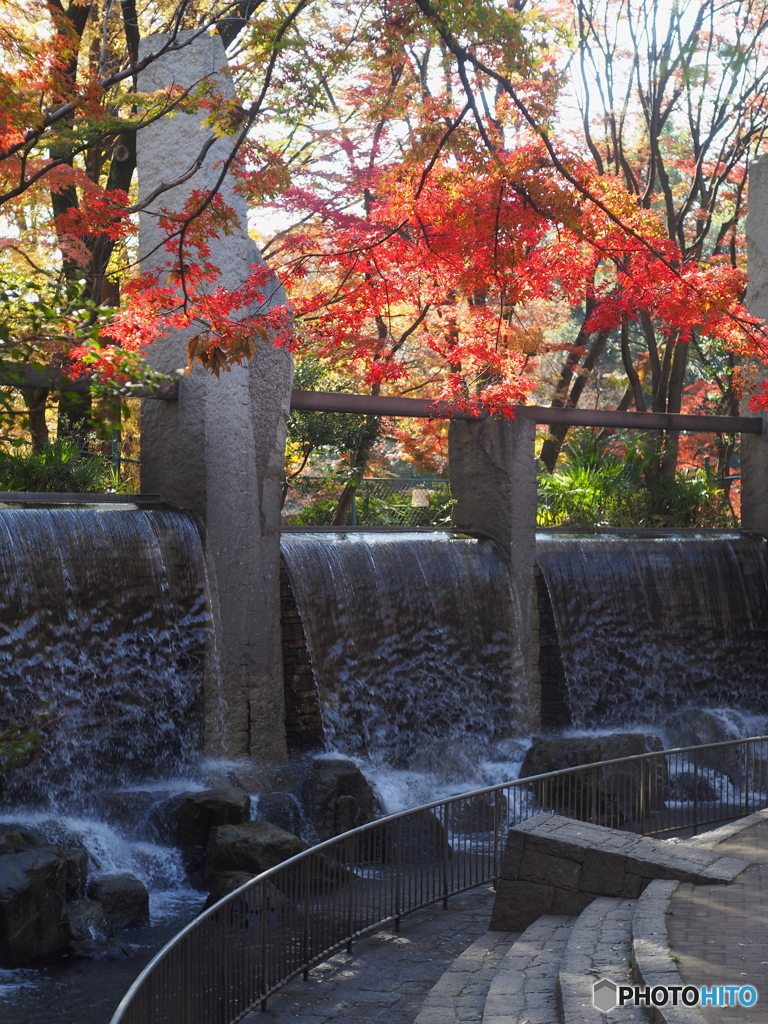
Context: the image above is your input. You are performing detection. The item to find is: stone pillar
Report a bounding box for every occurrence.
[742,153,768,533]
[449,416,540,731]
[137,32,293,761]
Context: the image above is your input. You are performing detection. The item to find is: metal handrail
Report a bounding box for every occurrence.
[110,735,768,1024]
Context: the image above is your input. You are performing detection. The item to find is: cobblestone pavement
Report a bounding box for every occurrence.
[668,819,768,1023]
[240,887,498,1024]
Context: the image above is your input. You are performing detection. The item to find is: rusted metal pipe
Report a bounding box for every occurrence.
[0,361,179,400]
[290,390,763,434]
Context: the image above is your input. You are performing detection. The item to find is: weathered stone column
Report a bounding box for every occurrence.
[449,416,540,732]
[742,153,768,533]
[137,32,292,761]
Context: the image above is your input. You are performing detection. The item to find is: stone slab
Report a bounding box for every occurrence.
[491,814,747,932]
[558,896,638,1024]
[483,914,574,1024]
[632,880,706,1024]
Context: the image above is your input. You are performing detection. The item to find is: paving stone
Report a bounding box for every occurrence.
[666,818,768,1024]
[239,887,500,1024]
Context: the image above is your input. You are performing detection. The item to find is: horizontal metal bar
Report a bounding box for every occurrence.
[290,390,763,434]
[0,362,178,400]
[289,389,489,420]
[518,405,763,434]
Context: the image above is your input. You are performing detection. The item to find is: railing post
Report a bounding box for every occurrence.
[492,791,500,886]
[693,748,699,835]
[219,905,230,1024]
[302,860,311,981]
[590,766,598,824]
[639,757,646,834]
[745,742,751,817]
[394,818,402,932]
[442,802,450,910]
[260,879,269,1010]
[346,836,355,954]
[182,938,191,1023]
[147,968,156,1024]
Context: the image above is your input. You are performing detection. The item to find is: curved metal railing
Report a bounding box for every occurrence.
[110,735,768,1024]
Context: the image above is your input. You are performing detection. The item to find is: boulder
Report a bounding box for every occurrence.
[62,847,88,900]
[65,899,109,956]
[205,821,350,893]
[256,792,304,836]
[204,872,290,913]
[300,759,380,840]
[166,788,251,847]
[205,821,309,878]
[205,871,254,909]
[152,787,251,881]
[87,872,149,932]
[663,708,747,780]
[381,810,452,865]
[520,733,667,827]
[667,770,720,803]
[450,792,508,835]
[0,836,69,967]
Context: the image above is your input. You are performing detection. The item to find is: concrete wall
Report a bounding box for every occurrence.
[449,416,541,733]
[137,32,293,762]
[743,153,768,533]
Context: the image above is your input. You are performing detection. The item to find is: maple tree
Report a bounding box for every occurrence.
[244,0,768,513]
[527,0,768,491]
[0,0,298,448]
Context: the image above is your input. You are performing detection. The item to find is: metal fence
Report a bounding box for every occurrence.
[110,736,768,1024]
[282,477,452,527]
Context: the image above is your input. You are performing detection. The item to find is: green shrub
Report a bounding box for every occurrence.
[537,430,733,529]
[0,439,117,493]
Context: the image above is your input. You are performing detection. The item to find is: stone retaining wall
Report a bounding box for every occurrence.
[490,813,747,932]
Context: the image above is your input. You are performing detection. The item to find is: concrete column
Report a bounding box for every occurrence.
[742,153,768,533]
[449,416,540,731]
[137,32,292,761]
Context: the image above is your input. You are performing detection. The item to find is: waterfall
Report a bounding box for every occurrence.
[0,505,210,808]
[280,531,527,768]
[536,532,768,726]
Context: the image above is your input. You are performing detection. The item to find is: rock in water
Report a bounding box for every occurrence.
[0,837,70,967]
[205,821,309,877]
[300,758,380,840]
[520,733,667,826]
[87,873,149,932]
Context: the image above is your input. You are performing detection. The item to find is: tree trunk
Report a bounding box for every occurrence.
[331,414,380,526]
[539,329,609,472]
[21,388,50,451]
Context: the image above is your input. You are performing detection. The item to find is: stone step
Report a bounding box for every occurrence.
[482,914,574,1024]
[558,896,644,1024]
[413,929,518,1024]
[632,879,707,1024]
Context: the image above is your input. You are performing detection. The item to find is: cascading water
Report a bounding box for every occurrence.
[536,531,768,726]
[0,503,215,1024]
[0,504,210,808]
[280,531,528,779]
